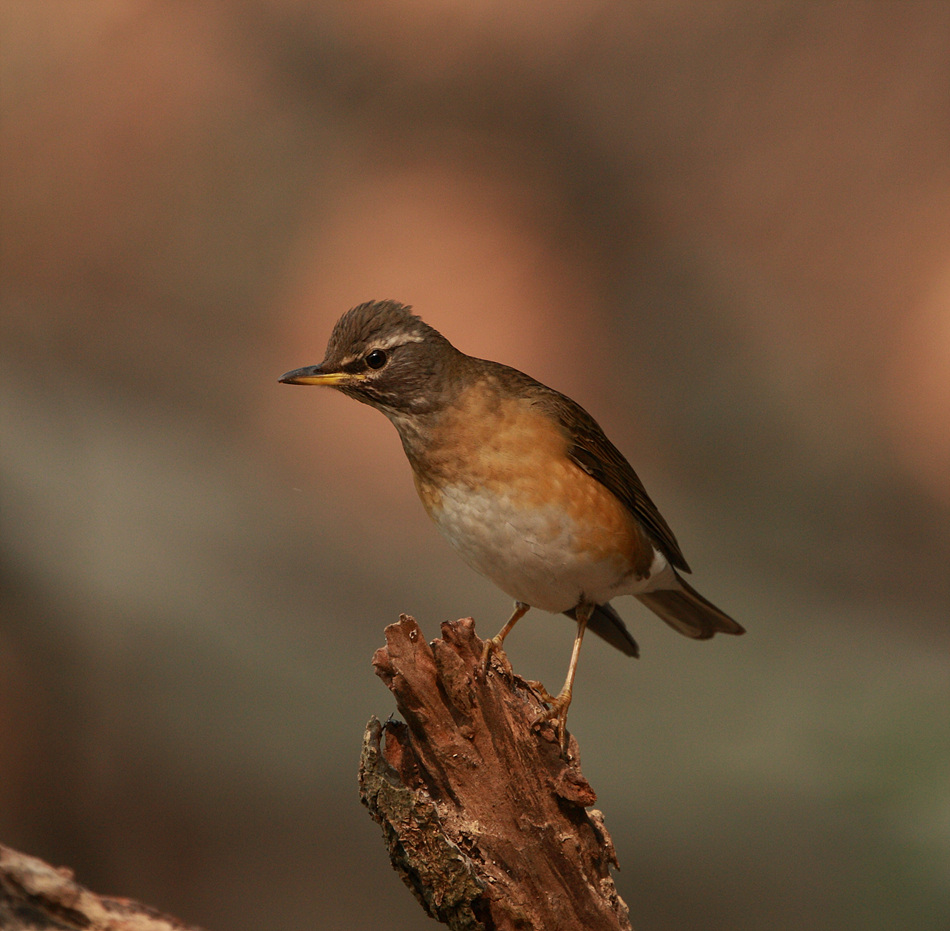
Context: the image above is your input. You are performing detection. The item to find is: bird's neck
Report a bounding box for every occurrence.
[381,353,482,473]
[385,407,443,472]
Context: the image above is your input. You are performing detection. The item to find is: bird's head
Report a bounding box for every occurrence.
[279,300,462,418]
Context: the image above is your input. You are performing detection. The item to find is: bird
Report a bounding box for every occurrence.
[280,300,744,752]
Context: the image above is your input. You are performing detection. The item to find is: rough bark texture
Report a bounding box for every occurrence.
[358,614,632,931]
[0,844,201,931]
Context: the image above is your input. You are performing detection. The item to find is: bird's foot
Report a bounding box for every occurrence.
[480,601,529,675]
[525,679,557,704]
[480,635,511,675]
[531,685,573,756]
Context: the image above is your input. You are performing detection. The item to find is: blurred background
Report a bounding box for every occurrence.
[2,2,949,929]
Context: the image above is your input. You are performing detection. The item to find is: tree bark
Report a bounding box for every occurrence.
[0,844,202,931]
[359,614,632,931]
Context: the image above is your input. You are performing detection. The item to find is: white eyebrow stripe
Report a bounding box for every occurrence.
[372,333,425,352]
[338,334,425,368]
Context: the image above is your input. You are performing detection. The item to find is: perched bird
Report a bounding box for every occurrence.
[281,300,744,751]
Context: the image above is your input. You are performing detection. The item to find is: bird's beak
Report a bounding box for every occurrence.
[279,364,363,386]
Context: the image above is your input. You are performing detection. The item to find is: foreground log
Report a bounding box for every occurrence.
[0,844,200,931]
[359,614,632,931]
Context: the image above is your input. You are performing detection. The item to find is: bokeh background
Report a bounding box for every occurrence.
[2,3,949,929]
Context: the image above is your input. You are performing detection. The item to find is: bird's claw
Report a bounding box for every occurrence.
[529,684,574,756]
[480,636,511,675]
[525,679,557,704]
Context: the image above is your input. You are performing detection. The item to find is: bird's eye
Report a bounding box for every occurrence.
[366,349,388,369]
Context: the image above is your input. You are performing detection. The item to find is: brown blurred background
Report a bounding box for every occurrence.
[2,2,949,929]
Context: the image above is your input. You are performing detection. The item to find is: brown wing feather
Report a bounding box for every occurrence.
[471,358,691,572]
[534,386,692,573]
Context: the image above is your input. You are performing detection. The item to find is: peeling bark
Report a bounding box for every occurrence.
[359,615,632,931]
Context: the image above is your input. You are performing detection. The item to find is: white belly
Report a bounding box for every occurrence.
[428,482,669,612]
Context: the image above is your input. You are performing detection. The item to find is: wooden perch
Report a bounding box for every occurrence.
[359,615,632,931]
[0,844,201,931]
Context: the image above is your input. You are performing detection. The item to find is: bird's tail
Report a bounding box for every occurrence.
[566,603,640,657]
[636,573,745,640]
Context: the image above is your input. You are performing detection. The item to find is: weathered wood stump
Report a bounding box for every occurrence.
[0,844,201,931]
[359,614,632,931]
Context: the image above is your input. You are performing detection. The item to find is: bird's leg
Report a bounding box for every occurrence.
[533,603,592,755]
[480,601,530,672]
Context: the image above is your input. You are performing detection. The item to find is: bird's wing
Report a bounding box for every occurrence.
[537,387,692,573]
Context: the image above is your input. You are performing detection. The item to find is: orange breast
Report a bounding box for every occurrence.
[412,378,654,583]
